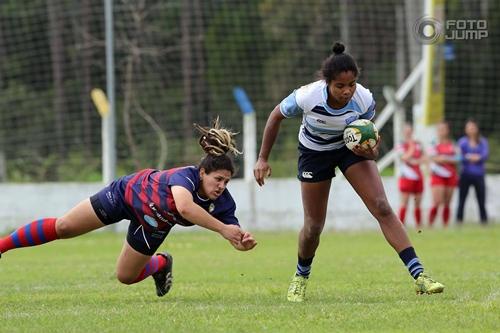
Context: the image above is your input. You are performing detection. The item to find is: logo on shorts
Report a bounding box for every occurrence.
[98,208,108,219]
[151,230,167,239]
[105,191,116,205]
[302,171,314,179]
[143,215,158,228]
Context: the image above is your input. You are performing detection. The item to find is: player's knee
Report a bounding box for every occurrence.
[55,218,75,239]
[370,198,393,218]
[303,222,324,239]
[116,271,136,285]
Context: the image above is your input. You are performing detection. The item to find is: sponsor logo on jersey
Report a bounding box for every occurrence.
[148,202,175,227]
[143,214,158,228]
[209,203,215,213]
[345,115,358,124]
[302,171,314,179]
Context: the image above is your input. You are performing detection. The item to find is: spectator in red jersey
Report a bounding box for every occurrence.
[428,121,459,227]
[397,123,425,228]
[0,118,257,297]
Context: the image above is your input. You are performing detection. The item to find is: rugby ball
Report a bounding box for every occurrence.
[343,119,379,150]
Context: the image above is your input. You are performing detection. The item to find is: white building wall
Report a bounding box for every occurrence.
[0,176,498,233]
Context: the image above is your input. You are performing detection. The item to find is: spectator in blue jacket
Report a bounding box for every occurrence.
[456,119,489,224]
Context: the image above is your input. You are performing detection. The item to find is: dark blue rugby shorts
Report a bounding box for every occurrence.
[90,180,172,256]
[297,143,368,182]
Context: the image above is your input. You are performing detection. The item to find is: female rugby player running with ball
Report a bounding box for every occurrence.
[254,42,444,302]
[0,118,257,297]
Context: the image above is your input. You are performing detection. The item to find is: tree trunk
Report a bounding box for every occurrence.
[47,0,66,158]
[405,0,423,104]
[0,21,6,181]
[123,55,141,170]
[181,0,193,162]
[339,0,350,46]
[192,0,209,126]
[80,0,93,155]
[0,21,5,89]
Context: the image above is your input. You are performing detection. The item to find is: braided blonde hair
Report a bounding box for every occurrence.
[193,117,242,156]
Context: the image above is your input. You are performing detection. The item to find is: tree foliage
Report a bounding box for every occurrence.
[0,0,499,181]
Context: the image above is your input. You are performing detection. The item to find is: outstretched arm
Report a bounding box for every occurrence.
[254,105,286,186]
[171,186,243,244]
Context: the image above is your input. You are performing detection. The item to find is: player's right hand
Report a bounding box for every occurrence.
[240,231,257,250]
[220,224,243,244]
[351,135,381,160]
[229,231,257,251]
[253,158,271,186]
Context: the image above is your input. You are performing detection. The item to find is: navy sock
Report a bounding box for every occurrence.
[296,255,314,278]
[398,247,424,279]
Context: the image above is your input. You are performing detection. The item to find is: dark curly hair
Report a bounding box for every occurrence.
[320,42,359,83]
[193,117,241,175]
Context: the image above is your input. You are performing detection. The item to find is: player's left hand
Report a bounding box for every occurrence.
[351,136,380,160]
[230,231,257,251]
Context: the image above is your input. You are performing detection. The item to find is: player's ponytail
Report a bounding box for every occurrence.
[331,42,345,55]
[194,117,241,157]
[194,117,241,175]
[320,41,359,83]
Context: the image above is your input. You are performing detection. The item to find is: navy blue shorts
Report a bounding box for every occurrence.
[90,181,172,256]
[297,143,368,182]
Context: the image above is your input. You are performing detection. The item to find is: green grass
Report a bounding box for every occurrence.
[0,225,498,333]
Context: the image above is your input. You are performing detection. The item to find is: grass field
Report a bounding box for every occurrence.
[0,225,498,333]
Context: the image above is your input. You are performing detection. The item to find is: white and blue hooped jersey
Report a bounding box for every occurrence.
[280,80,376,151]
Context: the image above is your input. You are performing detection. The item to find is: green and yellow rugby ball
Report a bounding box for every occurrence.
[343,119,379,150]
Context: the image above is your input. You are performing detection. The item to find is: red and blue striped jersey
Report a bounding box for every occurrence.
[117,166,239,231]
